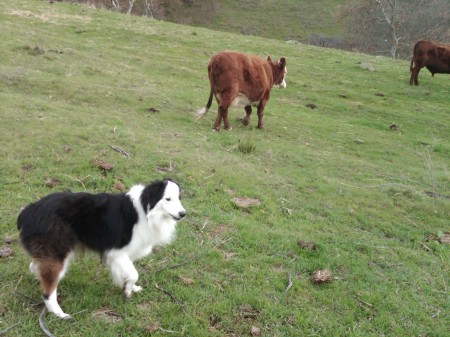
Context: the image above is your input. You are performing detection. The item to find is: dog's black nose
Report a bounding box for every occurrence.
[178,211,186,219]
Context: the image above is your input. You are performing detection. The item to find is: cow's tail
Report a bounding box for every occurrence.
[195,73,215,121]
[195,92,213,121]
[410,42,418,72]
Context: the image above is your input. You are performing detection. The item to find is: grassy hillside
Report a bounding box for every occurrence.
[0,1,449,336]
[163,0,344,42]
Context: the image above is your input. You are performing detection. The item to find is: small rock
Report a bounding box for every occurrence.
[389,124,398,131]
[251,326,261,336]
[145,322,159,332]
[178,275,195,285]
[145,107,160,113]
[311,269,333,284]
[439,233,450,244]
[0,246,13,258]
[92,158,113,171]
[297,240,317,251]
[4,236,16,244]
[233,197,261,207]
[44,177,61,188]
[305,103,317,109]
[113,180,126,191]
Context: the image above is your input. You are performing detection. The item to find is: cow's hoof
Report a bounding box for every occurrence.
[242,119,249,126]
[224,126,233,131]
[212,128,220,132]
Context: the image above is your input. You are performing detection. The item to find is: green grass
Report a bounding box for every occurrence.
[168,0,345,42]
[0,1,449,336]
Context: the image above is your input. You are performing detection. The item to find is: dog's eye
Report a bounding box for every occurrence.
[165,198,171,201]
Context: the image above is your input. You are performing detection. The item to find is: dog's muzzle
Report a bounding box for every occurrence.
[171,211,186,221]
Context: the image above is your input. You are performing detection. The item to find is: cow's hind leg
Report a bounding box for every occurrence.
[213,108,223,131]
[256,100,268,129]
[410,66,420,85]
[214,93,234,131]
[243,106,252,126]
[37,259,72,319]
[215,105,232,131]
[221,105,233,131]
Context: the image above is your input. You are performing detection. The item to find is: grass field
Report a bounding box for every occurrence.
[0,1,449,336]
[163,0,344,42]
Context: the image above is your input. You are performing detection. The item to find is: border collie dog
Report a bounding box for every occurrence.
[17,179,186,319]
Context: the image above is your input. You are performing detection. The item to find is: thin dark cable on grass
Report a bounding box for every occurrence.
[39,308,56,337]
[154,283,185,312]
[154,251,204,274]
[14,291,40,305]
[0,322,20,335]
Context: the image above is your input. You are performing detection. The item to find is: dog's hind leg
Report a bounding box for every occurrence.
[105,253,140,298]
[37,258,72,319]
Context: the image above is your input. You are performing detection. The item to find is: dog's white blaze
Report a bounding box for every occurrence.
[104,181,185,295]
[118,183,181,261]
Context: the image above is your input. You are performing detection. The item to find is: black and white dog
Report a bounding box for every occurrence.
[17,179,186,319]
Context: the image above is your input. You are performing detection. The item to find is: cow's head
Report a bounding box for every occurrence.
[436,46,450,63]
[268,56,287,89]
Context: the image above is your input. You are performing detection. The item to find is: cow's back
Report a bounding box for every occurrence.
[208,52,272,100]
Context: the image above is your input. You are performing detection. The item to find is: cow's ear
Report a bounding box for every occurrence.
[267,55,272,62]
[278,57,286,68]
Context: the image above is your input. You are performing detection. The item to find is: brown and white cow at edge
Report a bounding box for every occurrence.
[196,51,287,131]
[410,40,450,85]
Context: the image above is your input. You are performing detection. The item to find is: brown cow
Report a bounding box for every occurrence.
[196,51,287,131]
[410,40,450,85]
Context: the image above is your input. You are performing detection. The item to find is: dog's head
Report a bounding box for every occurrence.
[140,180,186,221]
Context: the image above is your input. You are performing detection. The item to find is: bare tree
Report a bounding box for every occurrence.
[111,0,119,11]
[126,0,137,14]
[338,0,450,58]
[375,0,401,58]
[145,0,154,18]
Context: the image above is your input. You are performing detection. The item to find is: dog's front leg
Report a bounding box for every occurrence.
[122,261,141,298]
[105,253,141,298]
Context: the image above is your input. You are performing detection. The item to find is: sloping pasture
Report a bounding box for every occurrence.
[0,1,448,336]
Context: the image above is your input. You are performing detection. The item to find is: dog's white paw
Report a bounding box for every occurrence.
[123,289,132,298]
[51,311,72,319]
[132,285,143,293]
[59,313,72,320]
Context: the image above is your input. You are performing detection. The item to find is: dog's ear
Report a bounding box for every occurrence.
[140,180,168,212]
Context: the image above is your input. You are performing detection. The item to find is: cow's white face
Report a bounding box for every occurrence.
[278,66,287,89]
